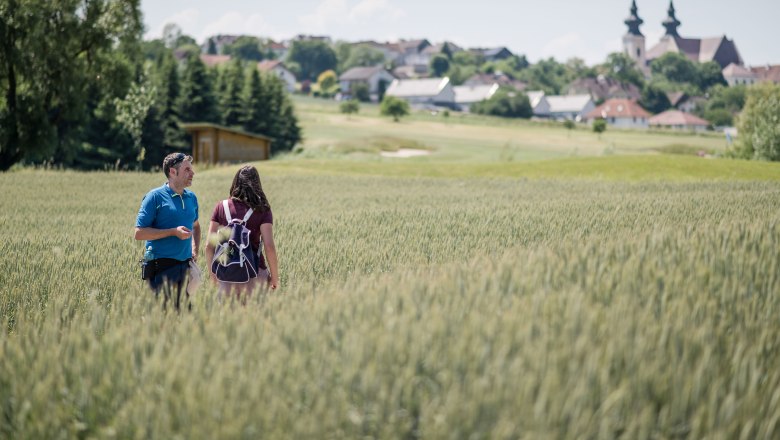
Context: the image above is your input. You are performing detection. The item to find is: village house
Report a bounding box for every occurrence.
[750,65,780,85]
[352,41,403,64]
[649,110,710,132]
[722,63,757,86]
[526,91,551,117]
[392,64,429,79]
[470,47,514,62]
[565,75,641,103]
[586,98,650,129]
[453,83,499,112]
[545,95,595,121]
[385,77,456,108]
[257,60,297,93]
[464,73,527,91]
[266,40,289,61]
[396,39,432,66]
[203,35,241,55]
[338,66,396,101]
[199,54,232,67]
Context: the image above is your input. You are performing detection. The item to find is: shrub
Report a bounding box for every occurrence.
[471,88,532,118]
[340,100,360,116]
[737,83,780,161]
[380,96,410,122]
[593,119,607,134]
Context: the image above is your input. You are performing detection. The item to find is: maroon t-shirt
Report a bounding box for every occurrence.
[211,199,273,269]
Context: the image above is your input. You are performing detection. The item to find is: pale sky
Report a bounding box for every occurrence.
[141,0,779,66]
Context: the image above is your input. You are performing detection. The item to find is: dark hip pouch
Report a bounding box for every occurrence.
[141,258,190,280]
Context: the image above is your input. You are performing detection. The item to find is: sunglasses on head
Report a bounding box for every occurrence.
[170,153,187,168]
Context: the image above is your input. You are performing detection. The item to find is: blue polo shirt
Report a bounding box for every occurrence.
[136,183,199,261]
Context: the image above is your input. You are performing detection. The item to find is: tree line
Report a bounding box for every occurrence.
[0,3,301,171]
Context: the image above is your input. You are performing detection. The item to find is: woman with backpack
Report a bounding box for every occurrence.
[205,165,279,298]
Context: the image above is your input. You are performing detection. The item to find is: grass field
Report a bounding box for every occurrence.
[2,101,780,438]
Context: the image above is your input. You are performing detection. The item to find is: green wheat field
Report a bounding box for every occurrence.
[2,104,780,438]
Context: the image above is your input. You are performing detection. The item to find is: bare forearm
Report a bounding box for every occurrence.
[192,223,201,257]
[265,245,279,282]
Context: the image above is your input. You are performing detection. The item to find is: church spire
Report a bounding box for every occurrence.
[662,0,681,37]
[624,0,644,36]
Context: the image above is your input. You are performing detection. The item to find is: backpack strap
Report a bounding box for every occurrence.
[241,207,254,224]
[222,199,232,223]
[223,199,254,224]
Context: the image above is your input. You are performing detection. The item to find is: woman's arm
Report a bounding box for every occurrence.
[204,221,220,283]
[260,223,279,290]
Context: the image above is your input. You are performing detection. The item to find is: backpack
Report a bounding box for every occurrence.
[211,200,257,283]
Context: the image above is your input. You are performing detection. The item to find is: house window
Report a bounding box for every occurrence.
[633,117,637,123]
[637,48,641,57]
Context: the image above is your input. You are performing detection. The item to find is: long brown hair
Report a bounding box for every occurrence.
[229,165,270,213]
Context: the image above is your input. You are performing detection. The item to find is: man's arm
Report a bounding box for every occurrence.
[135,226,192,241]
[191,220,201,261]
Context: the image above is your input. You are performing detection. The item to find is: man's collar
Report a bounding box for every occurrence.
[163,182,189,196]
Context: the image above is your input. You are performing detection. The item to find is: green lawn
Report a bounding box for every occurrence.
[292,96,729,163]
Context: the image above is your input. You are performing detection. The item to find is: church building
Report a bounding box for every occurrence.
[623,1,744,70]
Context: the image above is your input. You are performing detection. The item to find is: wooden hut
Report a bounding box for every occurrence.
[181,123,272,164]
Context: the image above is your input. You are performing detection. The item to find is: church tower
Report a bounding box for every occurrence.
[662,0,682,37]
[622,1,647,70]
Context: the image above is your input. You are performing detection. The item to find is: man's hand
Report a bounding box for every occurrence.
[173,226,192,240]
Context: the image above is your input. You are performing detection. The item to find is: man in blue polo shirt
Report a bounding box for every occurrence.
[135,152,200,308]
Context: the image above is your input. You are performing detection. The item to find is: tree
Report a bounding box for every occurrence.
[340,100,360,117]
[219,60,246,126]
[152,54,188,165]
[563,119,576,136]
[696,61,727,91]
[351,83,370,102]
[650,52,698,84]
[517,58,571,94]
[430,54,450,77]
[242,71,302,153]
[377,79,389,102]
[162,23,183,49]
[593,119,607,136]
[639,83,672,114]
[223,36,269,62]
[178,54,219,123]
[341,45,385,72]
[604,52,645,87]
[288,40,338,81]
[736,83,780,161]
[0,0,144,170]
[317,70,338,95]
[207,38,218,55]
[380,96,410,122]
[471,88,532,118]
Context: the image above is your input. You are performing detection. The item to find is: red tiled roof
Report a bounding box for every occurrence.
[649,110,709,126]
[586,98,650,119]
[200,54,232,67]
[750,65,780,83]
[257,60,283,71]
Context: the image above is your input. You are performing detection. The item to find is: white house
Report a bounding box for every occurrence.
[586,98,650,129]
[385,77,456,108]
[453,83,499,112]
[545,95,595,121]
[722,63,757,87]
[526,91,551,117]
[339,66,396,101]
[257,60,297,93]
